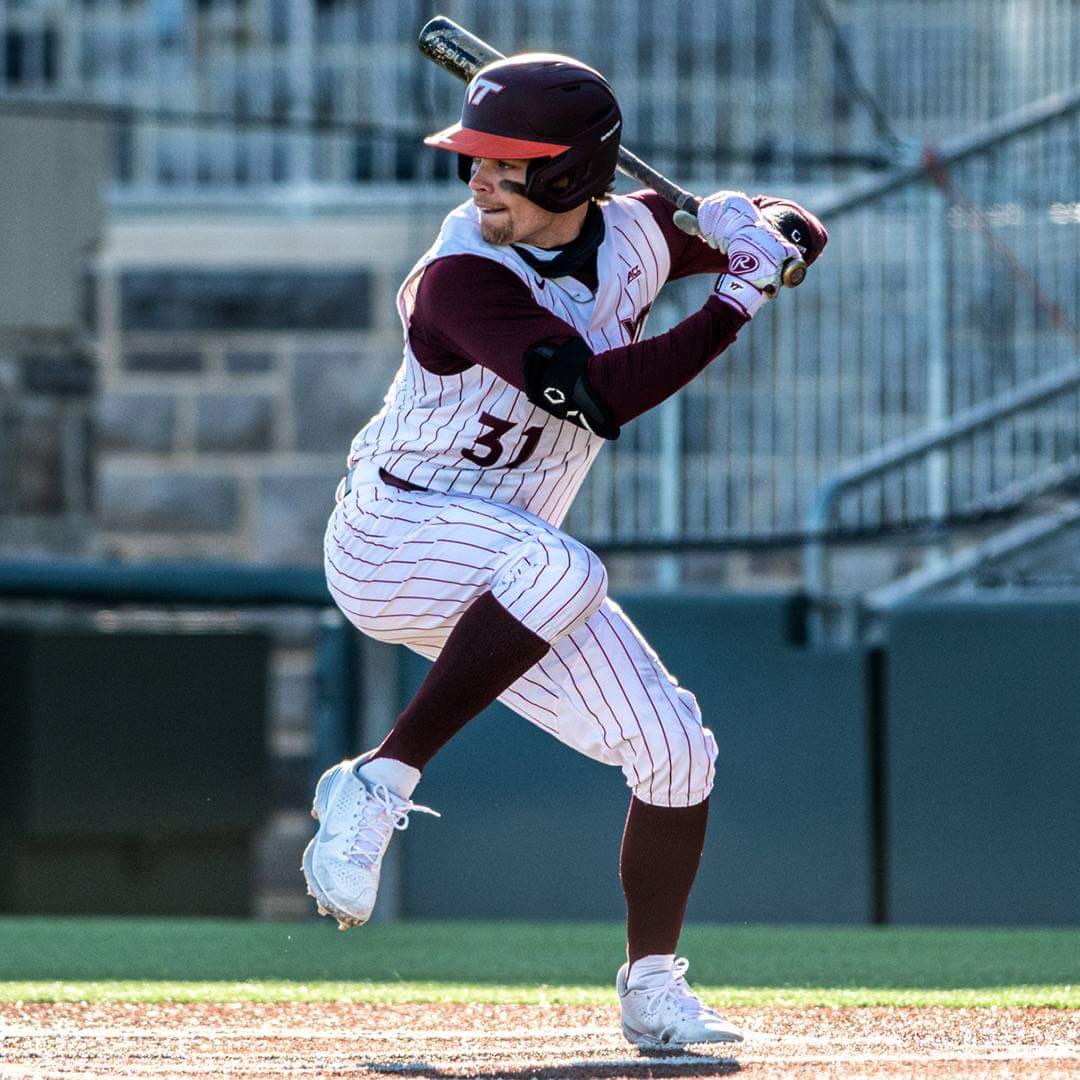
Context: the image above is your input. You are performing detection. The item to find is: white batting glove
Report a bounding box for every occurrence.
[695,191,761,251]
[712,223,803,318]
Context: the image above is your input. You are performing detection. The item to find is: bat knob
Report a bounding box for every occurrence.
[781,259,806,289]
[672,209,700,236]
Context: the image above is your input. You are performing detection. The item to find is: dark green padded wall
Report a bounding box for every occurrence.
[0,627,269,915]
[397,593,871,923]
[884,599,1080,925]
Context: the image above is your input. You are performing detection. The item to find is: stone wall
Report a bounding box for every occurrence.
[91,210,445,565]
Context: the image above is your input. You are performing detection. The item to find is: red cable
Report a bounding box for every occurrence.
[921,145,1080,350]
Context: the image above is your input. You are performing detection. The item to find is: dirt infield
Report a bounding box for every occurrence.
[2,1002,1078,1078]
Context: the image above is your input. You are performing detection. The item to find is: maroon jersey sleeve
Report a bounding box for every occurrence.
[408,252,747,429]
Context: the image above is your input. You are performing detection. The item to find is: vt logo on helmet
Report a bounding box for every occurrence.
[467,77,505,106]
[424,52,623,213]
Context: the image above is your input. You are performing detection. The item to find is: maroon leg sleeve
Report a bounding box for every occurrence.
[620,795,710,965]
[371,591,550,771]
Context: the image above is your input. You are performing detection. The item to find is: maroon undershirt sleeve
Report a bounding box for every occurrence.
[587,299,745,424]
[409,256,574,378]
[409,244,748,429]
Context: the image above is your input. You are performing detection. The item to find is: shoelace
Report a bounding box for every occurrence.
[346,781,440,867]
[639,958,717,1020]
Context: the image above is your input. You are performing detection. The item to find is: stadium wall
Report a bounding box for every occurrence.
[394,592,1080,926]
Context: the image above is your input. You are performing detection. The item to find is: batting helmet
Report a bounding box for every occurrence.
[424,52,622,213]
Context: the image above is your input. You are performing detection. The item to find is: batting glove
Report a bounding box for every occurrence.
[695,191,762,252]
[712,223,803,318]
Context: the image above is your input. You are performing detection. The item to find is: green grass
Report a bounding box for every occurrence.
[0,918,1077,1007]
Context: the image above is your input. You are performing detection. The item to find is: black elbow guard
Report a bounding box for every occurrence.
[523,337,620,440]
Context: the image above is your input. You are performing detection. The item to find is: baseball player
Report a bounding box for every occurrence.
[303,52,826,1049]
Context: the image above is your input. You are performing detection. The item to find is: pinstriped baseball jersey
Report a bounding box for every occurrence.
[348,195,671,526]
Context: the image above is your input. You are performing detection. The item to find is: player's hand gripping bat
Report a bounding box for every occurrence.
[418,15,807,289]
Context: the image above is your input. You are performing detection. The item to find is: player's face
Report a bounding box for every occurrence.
[469,158,586,249]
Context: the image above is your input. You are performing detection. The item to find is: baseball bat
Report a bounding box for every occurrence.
[418,15,806,289]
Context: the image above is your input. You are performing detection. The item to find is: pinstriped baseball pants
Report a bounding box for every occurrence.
[324,475,717,808]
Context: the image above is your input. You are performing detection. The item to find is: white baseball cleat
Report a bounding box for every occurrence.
[302,758,439,930]
[617,957,744,1050]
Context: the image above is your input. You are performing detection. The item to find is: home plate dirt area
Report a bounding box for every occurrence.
[2,1003,1079,1078]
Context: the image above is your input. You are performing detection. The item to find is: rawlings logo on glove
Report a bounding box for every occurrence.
[728,251,761,275]
[712,223,802,318]
[697,189,828,319]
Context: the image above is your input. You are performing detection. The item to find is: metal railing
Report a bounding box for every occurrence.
[862,498,1080,614]
[802,358,1080,603]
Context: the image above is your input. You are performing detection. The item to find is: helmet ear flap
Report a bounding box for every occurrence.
[456,154,473,184]
[526,153,580,204]
[525,139,614,213]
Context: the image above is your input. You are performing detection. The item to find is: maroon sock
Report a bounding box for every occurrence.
[372,591,550,771]
[620,795,710,966]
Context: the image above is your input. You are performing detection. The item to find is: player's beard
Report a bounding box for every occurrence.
[480,213,514,246]
[480,179,532,245]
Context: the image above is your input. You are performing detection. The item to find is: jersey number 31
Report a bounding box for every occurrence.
[462,411,543,469]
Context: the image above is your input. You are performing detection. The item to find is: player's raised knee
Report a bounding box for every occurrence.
[493,535,607,643]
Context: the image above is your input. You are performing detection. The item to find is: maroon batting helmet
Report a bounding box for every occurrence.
[424,52,622,213]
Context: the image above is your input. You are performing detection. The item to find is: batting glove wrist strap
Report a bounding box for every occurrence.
[712,274,770,318]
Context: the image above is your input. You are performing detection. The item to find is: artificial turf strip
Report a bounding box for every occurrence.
[0,919,1077,1007]
[0,981,1077,1007]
